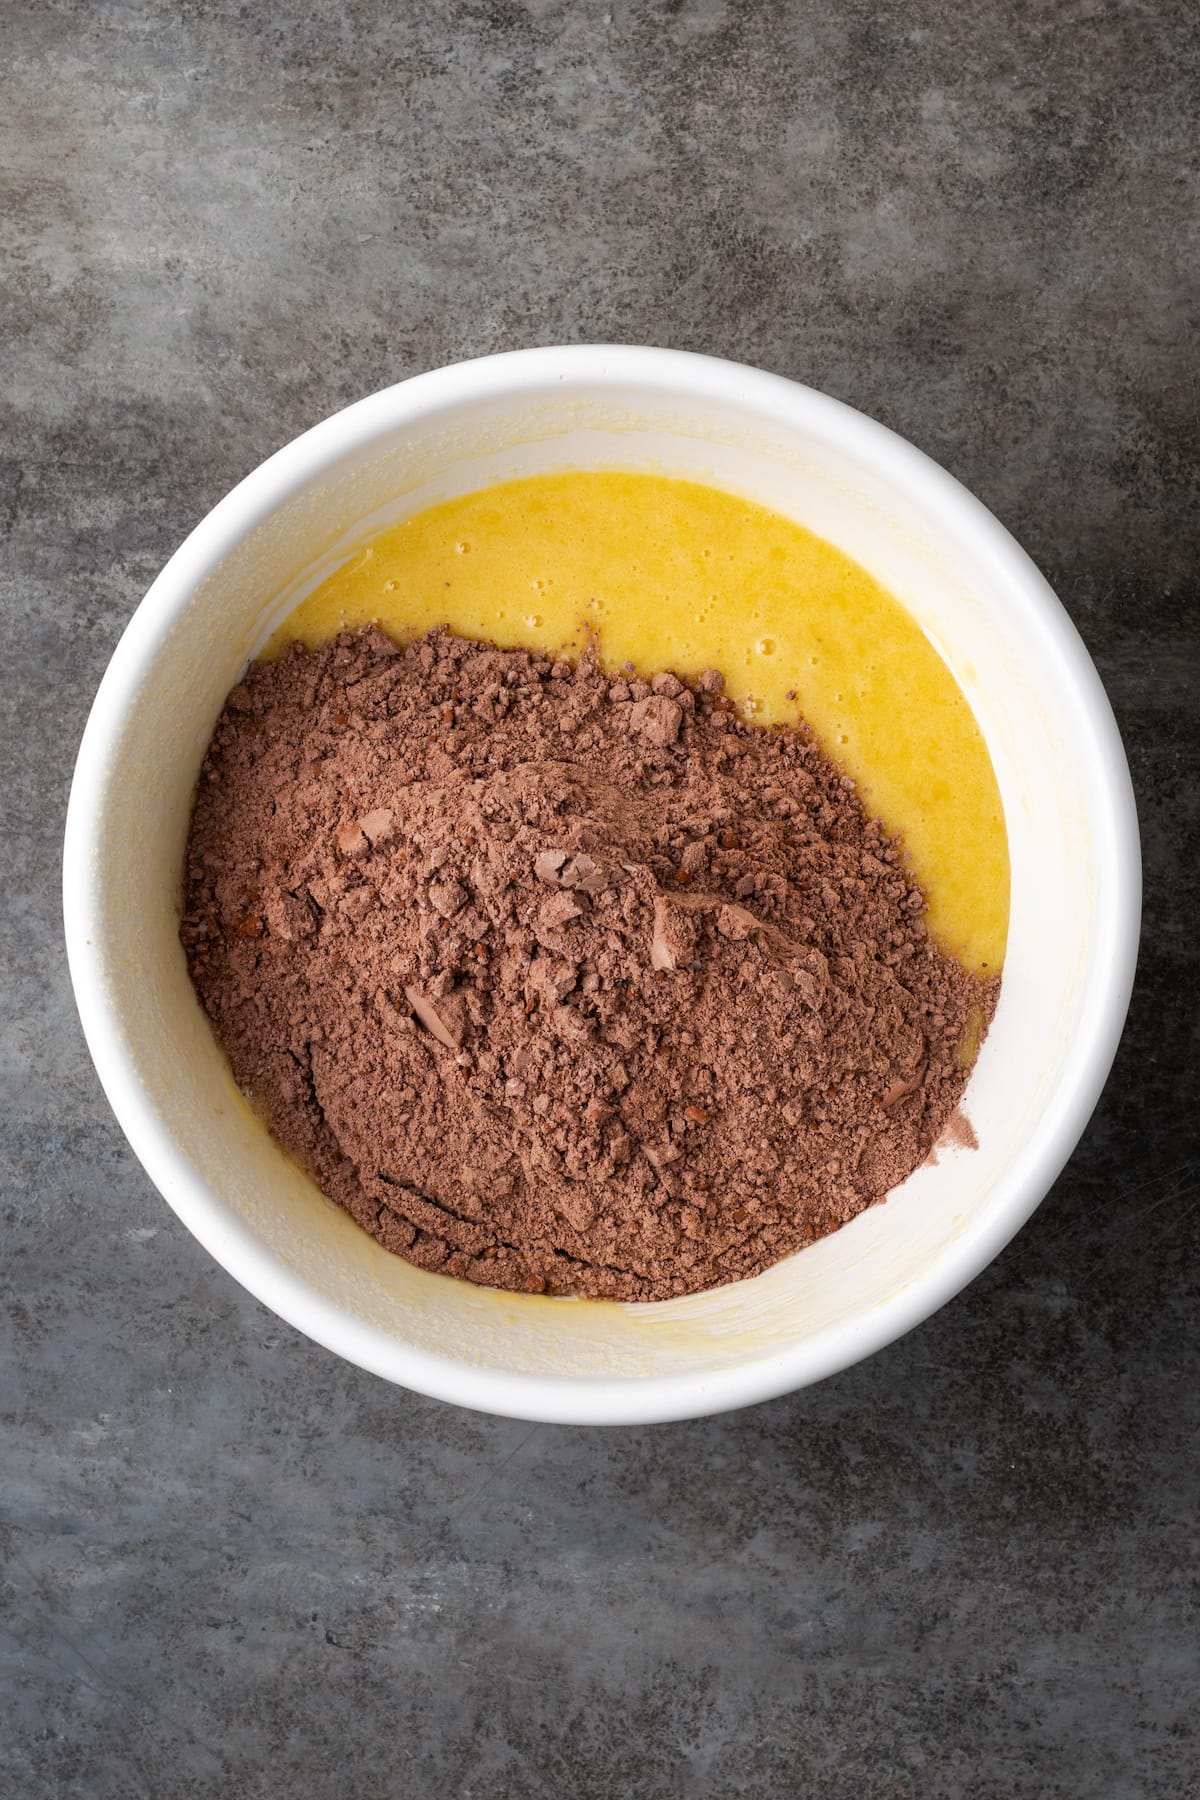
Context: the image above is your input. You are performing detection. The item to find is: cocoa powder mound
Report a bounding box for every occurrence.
[181,629,998,1301]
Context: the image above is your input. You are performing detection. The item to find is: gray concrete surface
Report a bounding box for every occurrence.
[3,2,1197,1795]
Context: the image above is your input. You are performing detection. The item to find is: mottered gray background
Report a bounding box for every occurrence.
[2,3,1197,1795]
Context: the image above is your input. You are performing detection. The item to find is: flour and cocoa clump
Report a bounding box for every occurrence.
[181,628,997,1301]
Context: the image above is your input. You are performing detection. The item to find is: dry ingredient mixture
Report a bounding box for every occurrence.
[182,628,998,1301]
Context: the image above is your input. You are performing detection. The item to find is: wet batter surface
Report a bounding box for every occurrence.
[268,471,1009,974]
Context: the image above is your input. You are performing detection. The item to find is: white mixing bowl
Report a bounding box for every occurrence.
[63,347,1140,1423]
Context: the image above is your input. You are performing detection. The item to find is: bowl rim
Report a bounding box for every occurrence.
[62,344,1141,1424]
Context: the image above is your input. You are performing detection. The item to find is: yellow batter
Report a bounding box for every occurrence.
[266,471,1008,973]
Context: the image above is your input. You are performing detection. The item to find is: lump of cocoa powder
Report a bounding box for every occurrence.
[180,627,999,1302]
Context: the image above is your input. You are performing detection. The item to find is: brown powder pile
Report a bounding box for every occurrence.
[181,628,997,1301]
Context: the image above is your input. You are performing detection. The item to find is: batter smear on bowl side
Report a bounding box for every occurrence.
[181,628,999,1300]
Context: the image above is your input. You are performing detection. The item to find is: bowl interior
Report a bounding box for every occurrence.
[66,354,1135,1421]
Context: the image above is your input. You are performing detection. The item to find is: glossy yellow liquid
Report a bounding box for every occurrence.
[266,471,1008,973]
